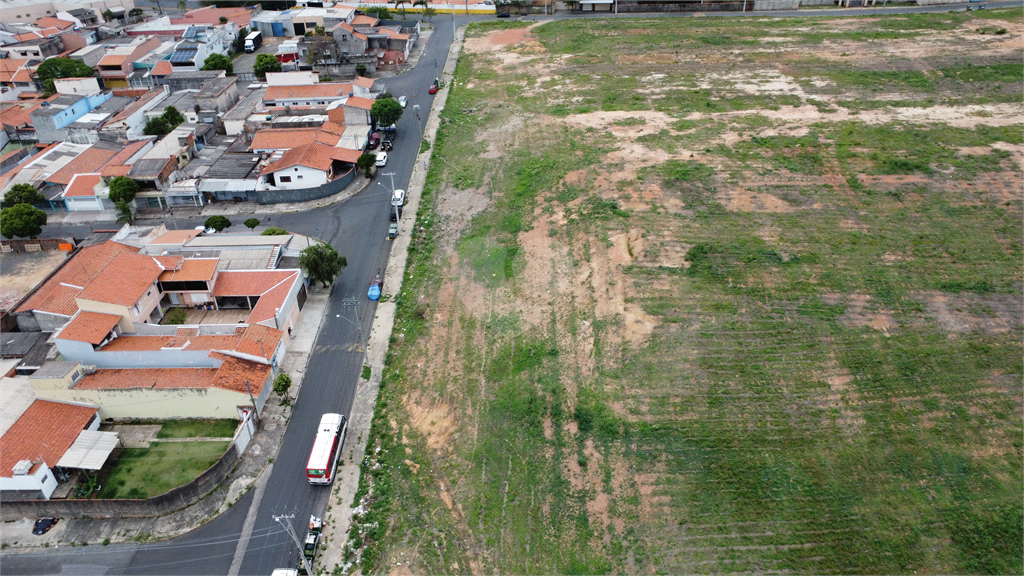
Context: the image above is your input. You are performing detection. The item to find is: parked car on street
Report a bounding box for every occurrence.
[398,96,407,108]
[375,152,388,167]
[428,84,438,94]
[381,138,393,152]
[367,132,380,149]
[388,222,398,239]
[391,189,406,207]
[497,11,511,17]
[32,518,58,535]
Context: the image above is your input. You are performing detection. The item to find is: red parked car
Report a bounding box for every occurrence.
[428,83,438,94]
[367,132,380,150]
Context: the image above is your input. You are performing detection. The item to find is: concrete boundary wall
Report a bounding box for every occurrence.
[0,443,240,521]
[254,168,357,204]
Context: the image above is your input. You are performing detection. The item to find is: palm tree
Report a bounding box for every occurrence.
[412,0,428,18]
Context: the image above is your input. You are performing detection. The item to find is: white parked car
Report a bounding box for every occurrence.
[398,96,407,108]
[375,152,388,167]
[391,189,406,206]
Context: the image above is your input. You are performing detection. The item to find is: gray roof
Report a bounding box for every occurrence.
[165,70,224,81]
[223,87,267,122]
[197,77,237,99]
[159,91,199,113]
[128,157,172,178]
[0,332,45,358]
[68,8,94,16]
[32,94,86,117]
[29,360,79,379]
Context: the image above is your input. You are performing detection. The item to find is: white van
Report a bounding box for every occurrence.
[391,189,406,207]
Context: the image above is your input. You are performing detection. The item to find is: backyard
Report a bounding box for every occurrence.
[348,10,1023,575]
[94,441,229,500]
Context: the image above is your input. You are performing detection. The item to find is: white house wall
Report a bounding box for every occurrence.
[0,464,57,499]
[34,385,257,420]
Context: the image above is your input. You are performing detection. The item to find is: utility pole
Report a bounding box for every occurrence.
[378,178,401,235]
[273,515,313,576]
[244,380,260,424]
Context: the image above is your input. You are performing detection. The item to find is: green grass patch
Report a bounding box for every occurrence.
[156,419,238,438]
[96,442,229,499]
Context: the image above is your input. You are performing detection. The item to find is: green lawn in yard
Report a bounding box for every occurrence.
[96,442,230,499]
[156,419,238,439]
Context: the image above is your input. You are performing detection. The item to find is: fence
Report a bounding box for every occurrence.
[0,237,75,253]
[0,443,240,521]
[253,167,356,204]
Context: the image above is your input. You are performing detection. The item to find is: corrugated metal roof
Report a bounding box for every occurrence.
[56,430,120,470]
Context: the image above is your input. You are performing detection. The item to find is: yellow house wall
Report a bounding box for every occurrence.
[32,385,249,420]
[74,298,134,333]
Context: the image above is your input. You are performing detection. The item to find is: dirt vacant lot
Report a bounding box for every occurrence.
[346,10,1023,576]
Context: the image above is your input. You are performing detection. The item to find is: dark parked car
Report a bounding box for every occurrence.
[497,11,511,17]
[367,132,380,150]
[32,518,58,535]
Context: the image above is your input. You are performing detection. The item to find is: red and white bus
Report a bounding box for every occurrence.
[306,413,346,485]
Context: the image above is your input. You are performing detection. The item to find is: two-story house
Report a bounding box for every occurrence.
[96,35,162,89]
[29,91,113,143]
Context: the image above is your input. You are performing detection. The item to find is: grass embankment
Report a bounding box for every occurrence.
[344,11,1022,575]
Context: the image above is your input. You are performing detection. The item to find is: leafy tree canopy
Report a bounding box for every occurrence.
[108,177,140,204]
[115,199,134,224]
[357,153,376,177]
[36,58,95,94]
[3,184,44,208]
[1,203,47,239]
[244,217,260,230]
[262,227,288,235]
[370,97,403,128]
[204,215,232,232]
[299,242,347,288]
[362,6,392,19]
[201,53,233,76]
[253,53,282,80]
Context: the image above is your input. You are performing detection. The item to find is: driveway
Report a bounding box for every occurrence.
[232,36,287,75]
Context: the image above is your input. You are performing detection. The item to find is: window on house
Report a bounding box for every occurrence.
[297,175,303,179]
[71,370,81,382]
[279,175,291,182]
[305,101,310,105]
[294,167,299,171]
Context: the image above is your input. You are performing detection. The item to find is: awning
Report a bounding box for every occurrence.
[56,430,120,470]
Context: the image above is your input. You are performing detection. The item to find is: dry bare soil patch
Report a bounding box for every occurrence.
[346,11,1023,575]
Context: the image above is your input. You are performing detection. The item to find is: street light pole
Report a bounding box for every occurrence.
[273,515,313,576]
[378,180,401,235]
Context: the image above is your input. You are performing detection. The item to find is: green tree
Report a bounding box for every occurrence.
[422,6,437,21]
[177,1,187,9]
[273,373,292,396]
[370,97,403,129]
[3,184,44,208]
[233,27,248,54]
[262,227,288,235]
[1,203,47,239]
[35,57,95,95]
[219,16,228,24]
[244,217,260,230]
[108,177,140,204]
[115,200,134,224]
[355,64,367,76]
[253,53,282,80]
[103,9,116,21]
[143,116,171,136]
[362,6,392,19]
[300,242,347,288]
[129,7,144,17]
[162,106,185,128]
[357,153,376,178]
[201,53,233,76]
[204,215,232,232]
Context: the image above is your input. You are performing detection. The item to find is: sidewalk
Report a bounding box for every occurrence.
[314,22,469,576]
[0,282,332,550]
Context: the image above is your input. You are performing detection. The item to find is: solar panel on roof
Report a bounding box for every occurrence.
[183,26,199,39]
[169,50,197,63]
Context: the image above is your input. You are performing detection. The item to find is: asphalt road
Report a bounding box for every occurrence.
[1,16,458,576]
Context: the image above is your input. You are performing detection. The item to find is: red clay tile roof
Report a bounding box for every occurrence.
[212,270,298,297]
[0,59,31,84]
[209,353,272,395]
[235,323,283,360]
[98,54,128,67]
[11,69,32,84]
[14,241,141,317]
[344,96,375,110]
[107,139,151,164]
[260,142,360,175]
[151,60,173,77]
[98,329,244,353]
[73,367,218,390]
[48,146,119,186]
[77,252,163,307]
[351,14,379,26]
[0,400,96,477]
[100,164,131,177]
[150,229,199,245]
[353,76,375,89]
[62,173,103,198]
[35,17,75,30]
[264,83,352,101]
[250,128,340,151]
[320,121,346,136]
[246,273,298,325]
[158,259,218,282]
[57,311,122,345]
